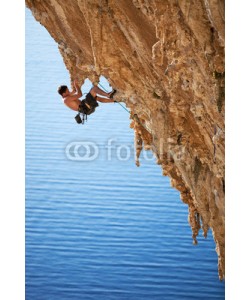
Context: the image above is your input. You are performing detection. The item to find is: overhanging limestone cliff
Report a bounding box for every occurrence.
[26,0,225,279]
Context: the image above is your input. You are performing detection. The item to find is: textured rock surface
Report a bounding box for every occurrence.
[26,0,225,279]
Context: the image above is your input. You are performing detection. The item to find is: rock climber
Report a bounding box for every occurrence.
[58,79,117,112]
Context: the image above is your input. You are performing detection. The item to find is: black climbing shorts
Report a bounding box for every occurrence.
[85,92,99,109]
[78,93,99,115]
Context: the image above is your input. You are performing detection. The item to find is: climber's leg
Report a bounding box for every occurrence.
[94,96,114,103]
[90,86,111,98]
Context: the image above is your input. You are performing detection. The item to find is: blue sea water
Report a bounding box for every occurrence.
[25,8,225,300]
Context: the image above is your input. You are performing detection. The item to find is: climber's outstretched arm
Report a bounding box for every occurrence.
[69,87,76,95]
[73,79,82,97]
[63,80,82,107]
[68,79,76,95]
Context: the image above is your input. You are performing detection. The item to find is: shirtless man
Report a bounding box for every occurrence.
[57,79,116,112]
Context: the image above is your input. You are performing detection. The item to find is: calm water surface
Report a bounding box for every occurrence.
[25,8,225,300]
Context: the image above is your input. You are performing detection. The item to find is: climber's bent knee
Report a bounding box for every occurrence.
[89,86,97,97]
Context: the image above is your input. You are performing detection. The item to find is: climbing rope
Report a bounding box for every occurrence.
[97,81,130,112]
[116,101,130,113]
[97,81,153,134]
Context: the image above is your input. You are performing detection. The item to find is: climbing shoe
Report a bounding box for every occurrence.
[109,89,117,99]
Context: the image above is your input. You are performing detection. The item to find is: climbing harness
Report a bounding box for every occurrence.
[75,93,99,125]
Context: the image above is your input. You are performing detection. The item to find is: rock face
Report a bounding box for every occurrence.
[26,0,225,279]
